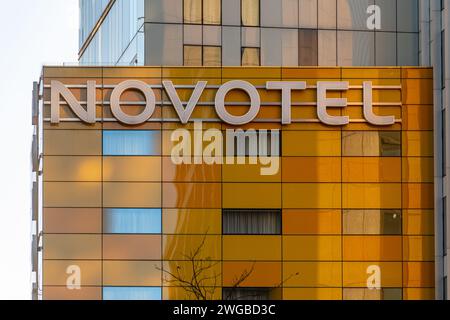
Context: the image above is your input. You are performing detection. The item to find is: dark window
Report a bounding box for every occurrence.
[223,287,279,300]
[223,209,281,235]
[381,210,402,235]
[379,132,401,156]
[299,29,318,66]
[382,288,402,300]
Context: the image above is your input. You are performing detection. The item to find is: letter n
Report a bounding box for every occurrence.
[51,80,96,123]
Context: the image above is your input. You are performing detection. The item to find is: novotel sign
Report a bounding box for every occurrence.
[50,80,396,126]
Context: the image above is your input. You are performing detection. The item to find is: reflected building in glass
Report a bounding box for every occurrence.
[30,0,449,300]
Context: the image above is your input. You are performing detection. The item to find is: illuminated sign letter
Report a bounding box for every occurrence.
[266,81,307,124]
[215,80,261,125]
[363,81,395,125]
[110,80,156,125]
[163,80,207,124]
[51,80,96,123]
[317,82,350,126]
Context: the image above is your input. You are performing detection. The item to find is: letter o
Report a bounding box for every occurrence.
[110,80,156,125]
[215,80,261,125]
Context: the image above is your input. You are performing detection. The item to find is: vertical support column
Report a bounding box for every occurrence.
[427,0,445,300]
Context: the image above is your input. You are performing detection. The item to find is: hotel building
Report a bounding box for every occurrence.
[31,0,448,300]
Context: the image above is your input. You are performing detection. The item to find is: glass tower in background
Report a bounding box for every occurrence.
[78,0,420,67]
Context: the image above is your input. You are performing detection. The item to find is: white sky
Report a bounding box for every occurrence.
[0,0,79,300]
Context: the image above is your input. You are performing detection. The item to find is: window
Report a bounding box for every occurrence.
[184,45,222,66]
[299,29,318,66]
[223,287,279,300]
[203,46,222,65]
[242,0,260,26]
[343,288,402,300]
[103,287,161,300]
[343,210,402,235]
[342,131,401,157]
[242,47,260,66]
[103,131,161,156]
[104,208,162,234]
[223,209,281,235]
[184,0,202,23]
[184,0,221,24]
[184,45,202,65]
[203,0,221,24]
[338,31,374,66]
[397,33,419,66]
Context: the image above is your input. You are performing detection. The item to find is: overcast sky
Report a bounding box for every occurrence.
[0,0,79,299]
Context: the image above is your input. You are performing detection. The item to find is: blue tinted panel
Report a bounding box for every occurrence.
[103,287,161,300]
[103,131,161,155]
[104,209,162,234]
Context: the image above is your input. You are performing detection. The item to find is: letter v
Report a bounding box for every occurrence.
[163,80,207,123]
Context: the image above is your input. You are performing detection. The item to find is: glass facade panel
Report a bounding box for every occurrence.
[298,0,317,28]
[80,0,144,65]
[203,0,221,25]
[203,46,222,66]
[337,0,372,30]
[338,31,374,66]
[318,30,337,66]
[299,29,318,66]
[184,45,202,66]
[342,132,401,157]
[376,32,397,66]
[242,0,260,26]
[103,131,161,156]
[184,0,202,24]
[146,0,183,23]
[104,208,162,234]
[398,33,419,66]
[242,48,260,66]
[103,287,162,300]
[318,0,336,28]
[343,210,402,235]
[223,209,282,235]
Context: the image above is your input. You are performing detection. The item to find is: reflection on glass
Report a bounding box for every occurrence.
[103,287,162,300]
[242,47,260,66]
[338,31,374,66]
[184,45,202,65]
[299,29,318,66]
[203,46,222,66]
[104,208,162,234]
[342,131,401,156]
[103,131,161,156]
[343,288,402,300]
[343,210,402,235]
[203,0,221,24]
[184,0,202,24]
[242,0,260,26]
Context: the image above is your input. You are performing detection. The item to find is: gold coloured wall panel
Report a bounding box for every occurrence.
[42,67,434,300]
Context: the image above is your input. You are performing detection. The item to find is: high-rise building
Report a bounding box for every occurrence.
[30,0,448,300]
